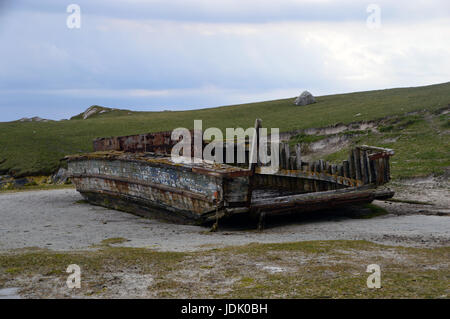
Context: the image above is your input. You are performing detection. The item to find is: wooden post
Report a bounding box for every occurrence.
[249,119,262,173]
[326,162,332,174]
[315,161,321,173]
[284,143,290,170]
[338,164,344,177]
[257,211,266,231]
[313,161,319,191]
[295,143,302,170]
[319,159,325,172]
[278,143,284,169]
[384,157,390,183]
[369,158,376,184]
[360,150,369,184]
[343,160,350,178]
[329,164,337,178]
[349,151,355,179]
[353,148,362,181]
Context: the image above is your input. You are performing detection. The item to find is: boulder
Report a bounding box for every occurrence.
[83,106,101,119]
[18,116,51,122]
[81,105,118,119]
[294,91,316,106]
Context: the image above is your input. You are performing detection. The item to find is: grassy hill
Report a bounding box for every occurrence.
[0,82,449,178]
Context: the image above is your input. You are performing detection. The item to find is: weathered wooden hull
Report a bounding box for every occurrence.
[251,186,394,216]
[66,128,395,226]
[67,153,394,225]
[67,152,252,224]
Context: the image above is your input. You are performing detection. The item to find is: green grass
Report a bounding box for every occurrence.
[320,111,450,179]
[289,133,327,145]
[1,240,448,298]
[0,82,449,177]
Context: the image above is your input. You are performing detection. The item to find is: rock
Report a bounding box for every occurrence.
[18,116,52,122]
[83,106,101,119]
[81,105,118,119]
[294,91,316,106]
[51,168,69,184]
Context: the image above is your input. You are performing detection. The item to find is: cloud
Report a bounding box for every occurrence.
[7,0,450,23]
[0,0,449,121]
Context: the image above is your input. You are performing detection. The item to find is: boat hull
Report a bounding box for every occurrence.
[67,152,251,224]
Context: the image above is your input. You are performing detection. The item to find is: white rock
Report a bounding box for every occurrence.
[294,91,316,106]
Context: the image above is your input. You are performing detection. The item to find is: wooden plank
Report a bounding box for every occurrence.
[359,150,368,184]
[353,148,362,181]
[366,151,373,183]
[368,157,376,184]
[279,143,284,169]
[289,156,296,170]
[343,160,350,178]
[349,151,355,179]
[313,161,319,191]
[295,144,302,170]
[252,185,395,210]
[376,158,384,185]
[326,162,332,174]
[315,161,322,173]
[338,164,344,177]
[284,143,290,170]
[384,157,390,183]
[331,164,337,175]
[249,118,262,172]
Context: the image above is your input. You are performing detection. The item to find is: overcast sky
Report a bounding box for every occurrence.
[0,0,449,121]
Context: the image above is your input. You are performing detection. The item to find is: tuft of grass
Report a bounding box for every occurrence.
[0,241,449,298]
[100,237,130,245]
[289,133,327,145]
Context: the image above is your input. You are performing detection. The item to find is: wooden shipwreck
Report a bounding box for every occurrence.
[66,120,395,226]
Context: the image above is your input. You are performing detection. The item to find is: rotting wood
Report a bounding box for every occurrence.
[66,120,395,225]
[295,144,302,170]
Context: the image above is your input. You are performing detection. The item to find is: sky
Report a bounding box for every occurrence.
[0,0,449,122]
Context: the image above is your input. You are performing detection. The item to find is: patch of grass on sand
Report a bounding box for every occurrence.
[1,240,448,298]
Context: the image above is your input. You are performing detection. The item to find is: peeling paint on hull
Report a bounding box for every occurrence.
[67,153,251,224]
[66,144,395,225]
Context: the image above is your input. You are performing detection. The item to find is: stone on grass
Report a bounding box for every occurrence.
[294,91,316,106]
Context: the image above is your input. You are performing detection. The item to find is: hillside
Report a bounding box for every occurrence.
[0,82,449,178]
